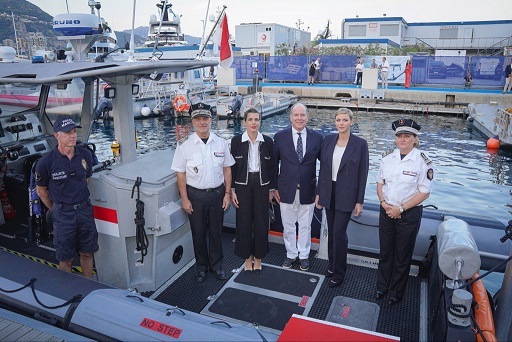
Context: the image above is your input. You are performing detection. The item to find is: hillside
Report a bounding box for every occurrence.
[0,0,57,47]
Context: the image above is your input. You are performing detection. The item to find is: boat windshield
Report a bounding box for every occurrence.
[44,78,85,126]
[0,83,42,116]
[0,78,85,127]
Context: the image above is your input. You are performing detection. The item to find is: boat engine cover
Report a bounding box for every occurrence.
[437,217,481,280]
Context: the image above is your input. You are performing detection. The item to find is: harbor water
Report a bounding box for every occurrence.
[89,109,512,225]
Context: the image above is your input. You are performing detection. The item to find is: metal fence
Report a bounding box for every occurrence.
[233,55,509,88]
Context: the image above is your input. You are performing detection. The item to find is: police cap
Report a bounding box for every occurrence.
[392,118,421,135]
[53,117,81,133]
[191,102,212,119]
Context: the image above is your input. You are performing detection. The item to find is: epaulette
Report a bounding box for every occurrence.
[177,136,188,145]
[382,149,394,158]
[420,152,432,165]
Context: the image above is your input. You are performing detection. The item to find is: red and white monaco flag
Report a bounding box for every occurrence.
[214,13,233,69]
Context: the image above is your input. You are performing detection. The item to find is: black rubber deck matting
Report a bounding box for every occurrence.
[207,287,305,332]
[155,233,422,342]
[234,265,320,297]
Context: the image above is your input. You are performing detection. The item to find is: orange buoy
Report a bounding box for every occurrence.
[173,95,190,112]
[486,136,500,149]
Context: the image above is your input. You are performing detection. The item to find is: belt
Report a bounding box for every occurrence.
[188,184,223,193]
[55,199,90,210]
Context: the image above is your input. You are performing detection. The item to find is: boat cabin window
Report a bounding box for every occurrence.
[44,78,85,128]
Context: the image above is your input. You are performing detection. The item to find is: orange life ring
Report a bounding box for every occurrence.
[472,274,497,342]
[173,95,190,112]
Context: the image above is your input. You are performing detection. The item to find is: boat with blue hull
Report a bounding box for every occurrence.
[0,55,512,341]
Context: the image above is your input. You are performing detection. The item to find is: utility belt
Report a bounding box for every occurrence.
[54,199,91,210]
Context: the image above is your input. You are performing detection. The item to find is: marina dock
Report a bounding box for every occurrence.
[236,82,511,116]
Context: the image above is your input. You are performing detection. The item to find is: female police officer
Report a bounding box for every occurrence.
[375,119,434,305]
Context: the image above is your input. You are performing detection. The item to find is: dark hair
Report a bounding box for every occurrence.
[243,107,261,121]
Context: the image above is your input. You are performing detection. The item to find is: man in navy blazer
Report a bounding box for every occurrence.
[273,103,323,270]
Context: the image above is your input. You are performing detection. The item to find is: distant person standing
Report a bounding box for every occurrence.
[314,58,322,83]
[503,61,512,94]
[355,60,364,87]
[230,108,274,272]
[371,59,378,69]
[171,103,235,283]
[35,118,98,278]
[376,119,434,305]
[380,57,390,89]
[315,108,369,288]
[308,60,316,85]
[464,71,473,89]
[404,60,413,88]
[273,103,323,271]
[354,56,361,84]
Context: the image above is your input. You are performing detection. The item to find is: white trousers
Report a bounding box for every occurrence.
[381,71,389,89]
[280,189,315,259]
[504,76,512,93]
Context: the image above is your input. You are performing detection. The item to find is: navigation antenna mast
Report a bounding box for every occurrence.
[11,13,20,56]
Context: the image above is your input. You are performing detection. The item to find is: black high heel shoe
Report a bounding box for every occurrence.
[388,297,402,305]
[376,291,387,299]
[328,279,343,288]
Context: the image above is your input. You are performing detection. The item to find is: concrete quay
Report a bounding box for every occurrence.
[237,82,510,116]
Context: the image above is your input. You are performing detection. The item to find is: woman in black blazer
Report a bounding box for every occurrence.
[230,108,274,272]
[315,108,369,287]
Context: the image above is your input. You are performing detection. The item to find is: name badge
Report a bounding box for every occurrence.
[402,170,418,177]
[214,152,225,157]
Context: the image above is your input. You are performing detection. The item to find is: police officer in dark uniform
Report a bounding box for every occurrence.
[35,118,98,278]
[375,119,434,305]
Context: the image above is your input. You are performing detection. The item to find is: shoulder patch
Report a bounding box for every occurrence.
[382,149,394,158]
[421,152,432,165]
[427,168,434,181]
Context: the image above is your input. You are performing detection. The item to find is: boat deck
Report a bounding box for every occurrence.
[153,232,424,342]
[0,308,88,341]
[0,230,424,341]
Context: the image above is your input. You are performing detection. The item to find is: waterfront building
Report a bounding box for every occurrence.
[235,23,311,57]
[318,17,512,56]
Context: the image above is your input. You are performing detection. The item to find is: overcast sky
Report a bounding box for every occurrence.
[28,0,509,39]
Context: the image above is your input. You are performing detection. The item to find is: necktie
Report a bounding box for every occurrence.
[296,132,303,163]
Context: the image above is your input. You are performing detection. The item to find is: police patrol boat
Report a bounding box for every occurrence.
[1,46,512,340]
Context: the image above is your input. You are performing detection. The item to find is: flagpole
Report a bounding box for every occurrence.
[200,0,211,49]
[197,5,226,59]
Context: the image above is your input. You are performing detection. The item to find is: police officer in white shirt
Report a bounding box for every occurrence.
[171,103,235,283]
[375,119,434,305]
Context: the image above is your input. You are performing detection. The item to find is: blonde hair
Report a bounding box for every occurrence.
[335,108,354,121]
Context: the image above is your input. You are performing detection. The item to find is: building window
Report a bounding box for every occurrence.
[380,24,399,36]
[348,25,366,37]
[266,28,272,31]
[439,27,458,39]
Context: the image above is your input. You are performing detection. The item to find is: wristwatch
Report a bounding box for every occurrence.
[399,206,404,213]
